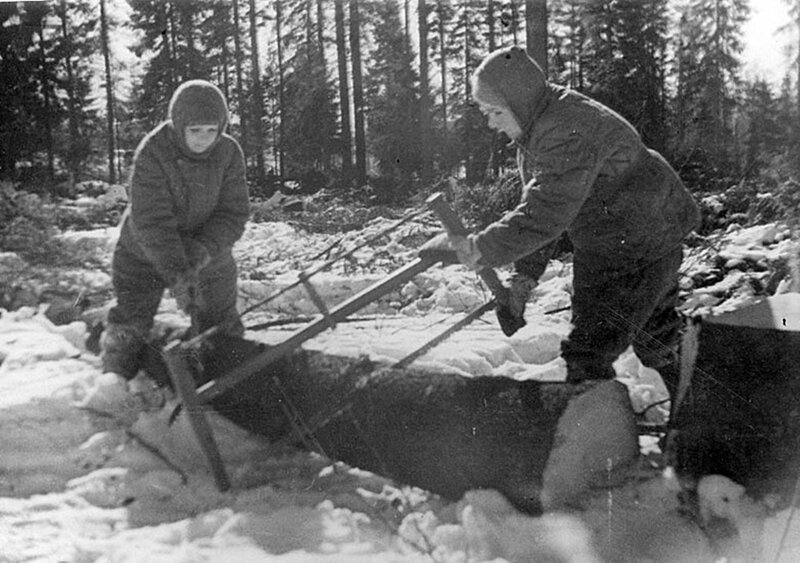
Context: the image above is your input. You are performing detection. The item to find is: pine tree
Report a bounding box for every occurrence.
[525,0,548,73]
[450,1,503,184]
[673,0,749,187]
[580,0,669,151]
[54,0,96,182]
[0,3,49,180]
[739,79,781,179]
[130,0,180,125]
[277,0,337,191]
[232,0,250,168]
[363,1,421,201]
[429,0,459,172]
[549,0,586,89]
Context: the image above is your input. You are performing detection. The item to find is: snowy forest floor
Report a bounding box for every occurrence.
[2,194,800,562]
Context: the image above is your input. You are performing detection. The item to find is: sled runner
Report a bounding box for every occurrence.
[163,193,512,491]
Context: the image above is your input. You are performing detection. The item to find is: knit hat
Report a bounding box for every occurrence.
[472,46,546,129]
[168,79,229,153]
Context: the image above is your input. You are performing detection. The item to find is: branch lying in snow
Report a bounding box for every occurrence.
[244,314,385,331]
[76,405,189,484]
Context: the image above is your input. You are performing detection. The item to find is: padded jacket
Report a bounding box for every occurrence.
[475,84,699,273]
[117,121,249,283]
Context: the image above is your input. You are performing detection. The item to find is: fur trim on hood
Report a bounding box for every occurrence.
[168,79,229,156]
[472,46,546,130]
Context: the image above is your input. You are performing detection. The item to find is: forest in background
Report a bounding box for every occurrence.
[2,0,800,206]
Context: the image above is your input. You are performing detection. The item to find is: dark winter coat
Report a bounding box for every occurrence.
[474,84,700,273]
[117,121,249,284]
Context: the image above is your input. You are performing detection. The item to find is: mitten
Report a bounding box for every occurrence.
[185,239,212,272]
[452,235,482,270]
[508,273,537,318]
[495,275,536,337]
[419,232,482,270]
[169,269,199,313]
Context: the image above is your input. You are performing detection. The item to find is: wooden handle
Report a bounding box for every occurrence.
[425,193,509,299]
[426,192,469,237]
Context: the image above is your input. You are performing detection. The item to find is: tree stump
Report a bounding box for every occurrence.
[668,293,800,503]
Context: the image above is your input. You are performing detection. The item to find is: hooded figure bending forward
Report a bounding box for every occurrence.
[422,47,700,399]
[101,79,250,380]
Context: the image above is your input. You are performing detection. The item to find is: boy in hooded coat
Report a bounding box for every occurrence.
[101,79,250,380]
[422,47,700,397]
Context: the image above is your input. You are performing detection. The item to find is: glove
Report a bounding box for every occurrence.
[184,239,212,272]
[419,232,483,270]
[508,273,537,318]
[495,274,536,337]
[128,373,169,412]
[169,270,199,314]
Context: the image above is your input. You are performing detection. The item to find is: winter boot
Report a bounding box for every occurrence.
[100,323,147,380]
[564,361,617,384]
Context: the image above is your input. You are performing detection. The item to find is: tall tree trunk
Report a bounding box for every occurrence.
[437,0,448,130]
[100,0,116,184]
[316,0,325,67]
[418,0,433,184]
[232,0,249,168]
[463,0,474,183]
[181,5,196,67]
[525,0,547,75]
[487,0,496,51]
[160,3,175,91]
[510,0,519,45]
[796,3,800,127]
[486,0,502,177]
[37,16,54,179]
[306,0,314,53]
[248,0,266,184]
[220,7,231,103]
[712,0,724,168]
[59,0,80,181]
[168,3,179,84]
[349,0,367,186]
[404,0,411,44]
[275,0,285,177]
[334,0,353,186]
[463,0,471,102]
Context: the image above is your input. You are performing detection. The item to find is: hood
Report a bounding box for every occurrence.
[472,46,547,130]
[168,79,229,157]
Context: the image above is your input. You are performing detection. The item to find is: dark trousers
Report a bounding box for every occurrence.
[562,247,684,389]
[107,243,244,337]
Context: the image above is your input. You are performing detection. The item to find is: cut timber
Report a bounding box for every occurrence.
[668,294,800,503]
[144,335,638,513]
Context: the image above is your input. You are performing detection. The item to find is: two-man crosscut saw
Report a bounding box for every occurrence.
[186,193,510,401]
[162,192,512,491]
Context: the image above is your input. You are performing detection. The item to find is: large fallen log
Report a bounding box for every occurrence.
[143,334,639,514]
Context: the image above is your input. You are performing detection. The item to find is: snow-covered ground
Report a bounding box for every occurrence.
[2,213,800,562]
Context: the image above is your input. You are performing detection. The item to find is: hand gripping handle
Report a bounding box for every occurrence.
[425,193,510,303]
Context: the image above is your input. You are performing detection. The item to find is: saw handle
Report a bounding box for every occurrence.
[426,193,510,300]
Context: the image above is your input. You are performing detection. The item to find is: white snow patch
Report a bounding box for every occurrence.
[2,217,800,561]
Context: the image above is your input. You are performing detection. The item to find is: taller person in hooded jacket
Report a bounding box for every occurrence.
[101,79,250,380]
[422,46,700,399]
